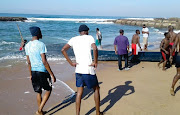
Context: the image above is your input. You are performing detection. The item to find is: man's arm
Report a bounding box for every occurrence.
[137,36,142,51]
[61,44,77,67]
[171,35,179,55]
[90,43,98,69]
[127,39,130,53]
[131,36,133,44]
[127,45,130,53]
[114,45,117,55]
[160,40,168,54]
[41,53,56,82]
[26,55,32,80]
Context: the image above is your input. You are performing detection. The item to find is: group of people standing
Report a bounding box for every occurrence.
[114,24,149,71]
[155,25,180,96]
[23,23,180,115]
[25,25,103,115]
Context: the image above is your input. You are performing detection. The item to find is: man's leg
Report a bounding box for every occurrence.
[37,92,42,108]
[162,60,167,71]
[76,87,84,115]
[171,68,180,96]
[158,59,164,67]
[37,90,51,114]
[93,86,101,115]
[118,55,122,70]
[144,37,148,50]
[124,54,128,68]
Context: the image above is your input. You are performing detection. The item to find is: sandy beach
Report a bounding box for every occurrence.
[1,59,180,115]
[46,61,180,115]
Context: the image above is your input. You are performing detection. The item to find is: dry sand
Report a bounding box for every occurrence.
[46,61,180,115]
[1,60,180,115]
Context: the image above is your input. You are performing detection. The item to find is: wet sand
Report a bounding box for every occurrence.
[46,61,180,115]
[0,60,75,115]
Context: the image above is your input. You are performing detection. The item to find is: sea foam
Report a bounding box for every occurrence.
[27,18,115,24]
[125,18,154,21]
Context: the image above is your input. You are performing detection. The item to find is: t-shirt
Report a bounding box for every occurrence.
[114,35,129,55]
[142,27,149,38]
[25,40,47,72]
[96,31,102,40]
[68,35,96,75]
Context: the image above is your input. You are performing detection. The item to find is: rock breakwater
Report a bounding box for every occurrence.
[113,18,180,29]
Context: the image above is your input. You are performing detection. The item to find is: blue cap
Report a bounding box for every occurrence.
[29,26,42,38]
[79,24,89,32]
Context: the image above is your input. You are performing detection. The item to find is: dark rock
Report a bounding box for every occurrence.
[0,17,27,22]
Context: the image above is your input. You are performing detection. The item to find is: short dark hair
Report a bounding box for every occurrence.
[96,28,99,31]
[164,32,169,37]
[168,25,174,31]
[143,24,146,27]
[136,30,140,33]
[119,29,124,33]
[24,39,27,43]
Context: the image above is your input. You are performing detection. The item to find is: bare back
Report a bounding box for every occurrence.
[169,32,177,43]
[131,34,140,44]
[161,38,170,51]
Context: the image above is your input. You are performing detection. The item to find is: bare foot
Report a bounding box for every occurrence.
[170,88,175,96]
[36,111,44,115]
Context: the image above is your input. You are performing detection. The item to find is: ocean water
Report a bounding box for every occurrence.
[0,13,175,61]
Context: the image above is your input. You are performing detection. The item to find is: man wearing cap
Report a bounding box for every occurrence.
[25,26,56,115]
[142,24,149,50]
[61,24,103,115]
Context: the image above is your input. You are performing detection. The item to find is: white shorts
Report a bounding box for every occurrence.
[143,37,148,45]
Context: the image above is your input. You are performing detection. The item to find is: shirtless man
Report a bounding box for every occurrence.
[168,25,177,57]
[131,30,142,62]
[170,33,180,96]
[158,32,170,70]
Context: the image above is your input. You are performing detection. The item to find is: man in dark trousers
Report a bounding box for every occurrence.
[114,29,130,71]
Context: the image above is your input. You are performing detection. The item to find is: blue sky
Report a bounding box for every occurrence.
[0,0,180,17]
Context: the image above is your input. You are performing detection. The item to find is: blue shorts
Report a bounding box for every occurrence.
[76,73,99,89]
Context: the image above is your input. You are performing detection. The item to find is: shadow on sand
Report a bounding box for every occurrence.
[85,81,135,115]
[175,85,180,95]
[46,82,103,115]
[129,55,141,68]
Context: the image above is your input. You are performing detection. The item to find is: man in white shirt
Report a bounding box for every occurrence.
[142,24,149,50]
[61,24,103,115]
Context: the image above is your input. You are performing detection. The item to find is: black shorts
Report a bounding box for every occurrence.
[175,54,180,68]
[31,71,52,93]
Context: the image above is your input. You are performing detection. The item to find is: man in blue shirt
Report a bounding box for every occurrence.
[114,29,130,71]
[25,26,56,115]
